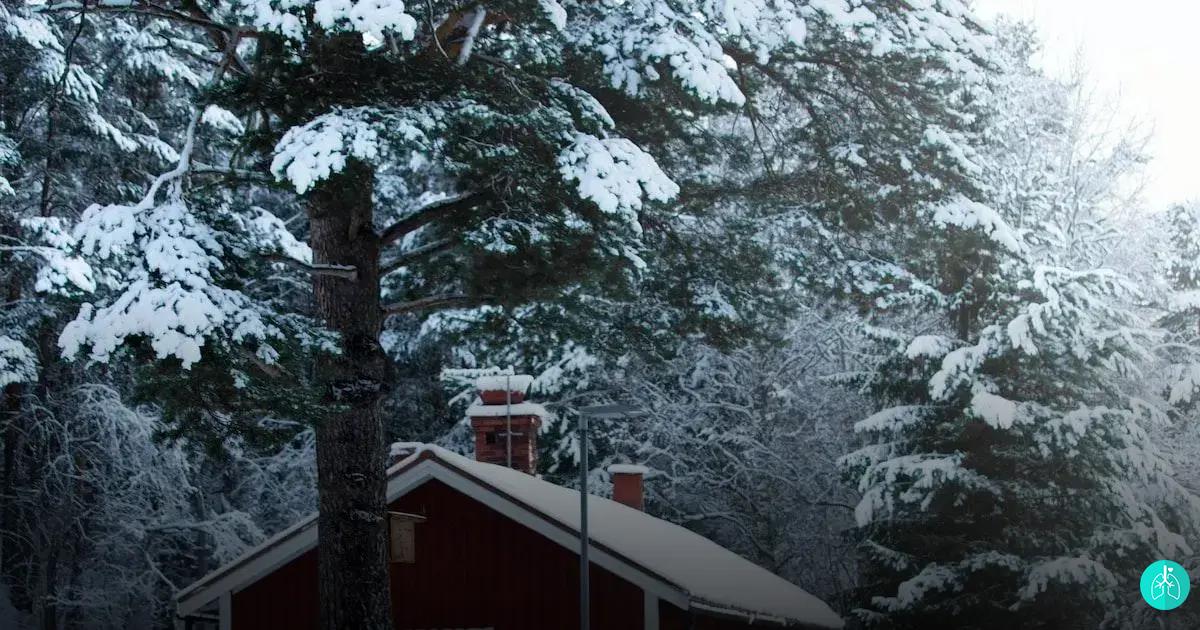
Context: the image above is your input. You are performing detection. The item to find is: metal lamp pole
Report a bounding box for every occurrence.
[576,403,644,630]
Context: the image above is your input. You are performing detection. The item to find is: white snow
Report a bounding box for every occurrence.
[272,109,381,194]
[312,0,417,42]
[1169,289,1200,311]
[464,402,548,417]
[693,285,740,320]
[930,194,1022,253]
[904,335,953,359]
[0,336,37,388]
[538,0,567,30]
[59,193,296,369]
[853,405,925,433]
[557,132,679,234]
[201,105,245,136]
[238,0,417,41]
[245,207,312,263]
[607,464,649,475]
[892,564,959,609]
[1017,557,1117,603]
[550,80,614,129]
[3,6,59,51]
[810,0,876,28]
[474,374,535,392]
[970,390,1017,430]
[1168,365,1200,405]
[571,0,749,105]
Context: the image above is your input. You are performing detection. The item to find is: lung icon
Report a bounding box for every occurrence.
[1142,560,1191,610]
[1151,565,1182,601]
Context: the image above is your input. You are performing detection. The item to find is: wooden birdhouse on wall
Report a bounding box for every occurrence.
[387,511,426,564]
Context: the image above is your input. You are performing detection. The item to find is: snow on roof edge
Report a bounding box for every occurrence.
[405,444,843,629]
[178,443,843,630]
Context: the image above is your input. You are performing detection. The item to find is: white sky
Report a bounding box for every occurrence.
[973,0,1200,209]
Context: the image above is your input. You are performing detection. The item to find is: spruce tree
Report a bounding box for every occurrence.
[1157,202,1200,410]
[844,24,1200,629]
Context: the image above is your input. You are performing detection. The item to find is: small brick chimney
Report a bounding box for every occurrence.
[468,375,543,474]
[607,464,648,511]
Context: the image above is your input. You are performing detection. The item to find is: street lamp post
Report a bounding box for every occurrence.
[576,403,645,630]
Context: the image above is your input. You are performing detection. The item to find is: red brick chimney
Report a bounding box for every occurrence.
[468,375,543,474]
[607,464,648,510]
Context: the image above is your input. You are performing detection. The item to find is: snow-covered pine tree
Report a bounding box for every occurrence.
[1148,203,1200,601]
[26,1,998,626]
[595,315,867,607]
[844,24,1200,629]
[0,3,225,625]
[405,1,999,492]
[1156,202,1200,411]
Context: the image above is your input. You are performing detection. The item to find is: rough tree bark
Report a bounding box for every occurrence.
[308,158,393,630]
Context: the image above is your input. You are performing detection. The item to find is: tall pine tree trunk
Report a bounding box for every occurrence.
[309,160,392,630]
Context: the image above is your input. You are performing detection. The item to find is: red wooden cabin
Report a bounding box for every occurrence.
[175,382,842,630]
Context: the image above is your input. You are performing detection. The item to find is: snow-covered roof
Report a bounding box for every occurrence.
[177,444,843,629]
[399,445,843,629]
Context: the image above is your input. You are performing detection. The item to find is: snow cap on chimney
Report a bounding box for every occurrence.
[607,464,649,511]
[467,374,545,474]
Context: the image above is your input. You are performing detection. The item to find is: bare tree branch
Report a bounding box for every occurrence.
[381,294,488,317]
[239,348,285,379]
[264,255,358,280]
[35,0,253,36]
[191,163,270,182]
[379,192,488,246]
[455,6,487,66]
[380,238,454,276]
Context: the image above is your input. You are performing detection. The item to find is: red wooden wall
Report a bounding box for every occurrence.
[231,478,645,630]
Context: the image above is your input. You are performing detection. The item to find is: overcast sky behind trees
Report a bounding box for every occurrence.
[975,0,1200,210]
[979,0,1195,211]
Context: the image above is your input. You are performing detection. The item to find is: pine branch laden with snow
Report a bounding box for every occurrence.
[556,133,679,236]
[562,0,989,107]
[234,0,418,42]
[35,0,999,382]
[0,336,38,388]
[271,109,387,194]
[928,194,1022,254]
[59,192,289,369]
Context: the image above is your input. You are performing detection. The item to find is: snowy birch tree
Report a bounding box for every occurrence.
[593,315,868,609]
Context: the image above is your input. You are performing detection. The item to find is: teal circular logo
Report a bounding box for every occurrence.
[1140,560,1191,610]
